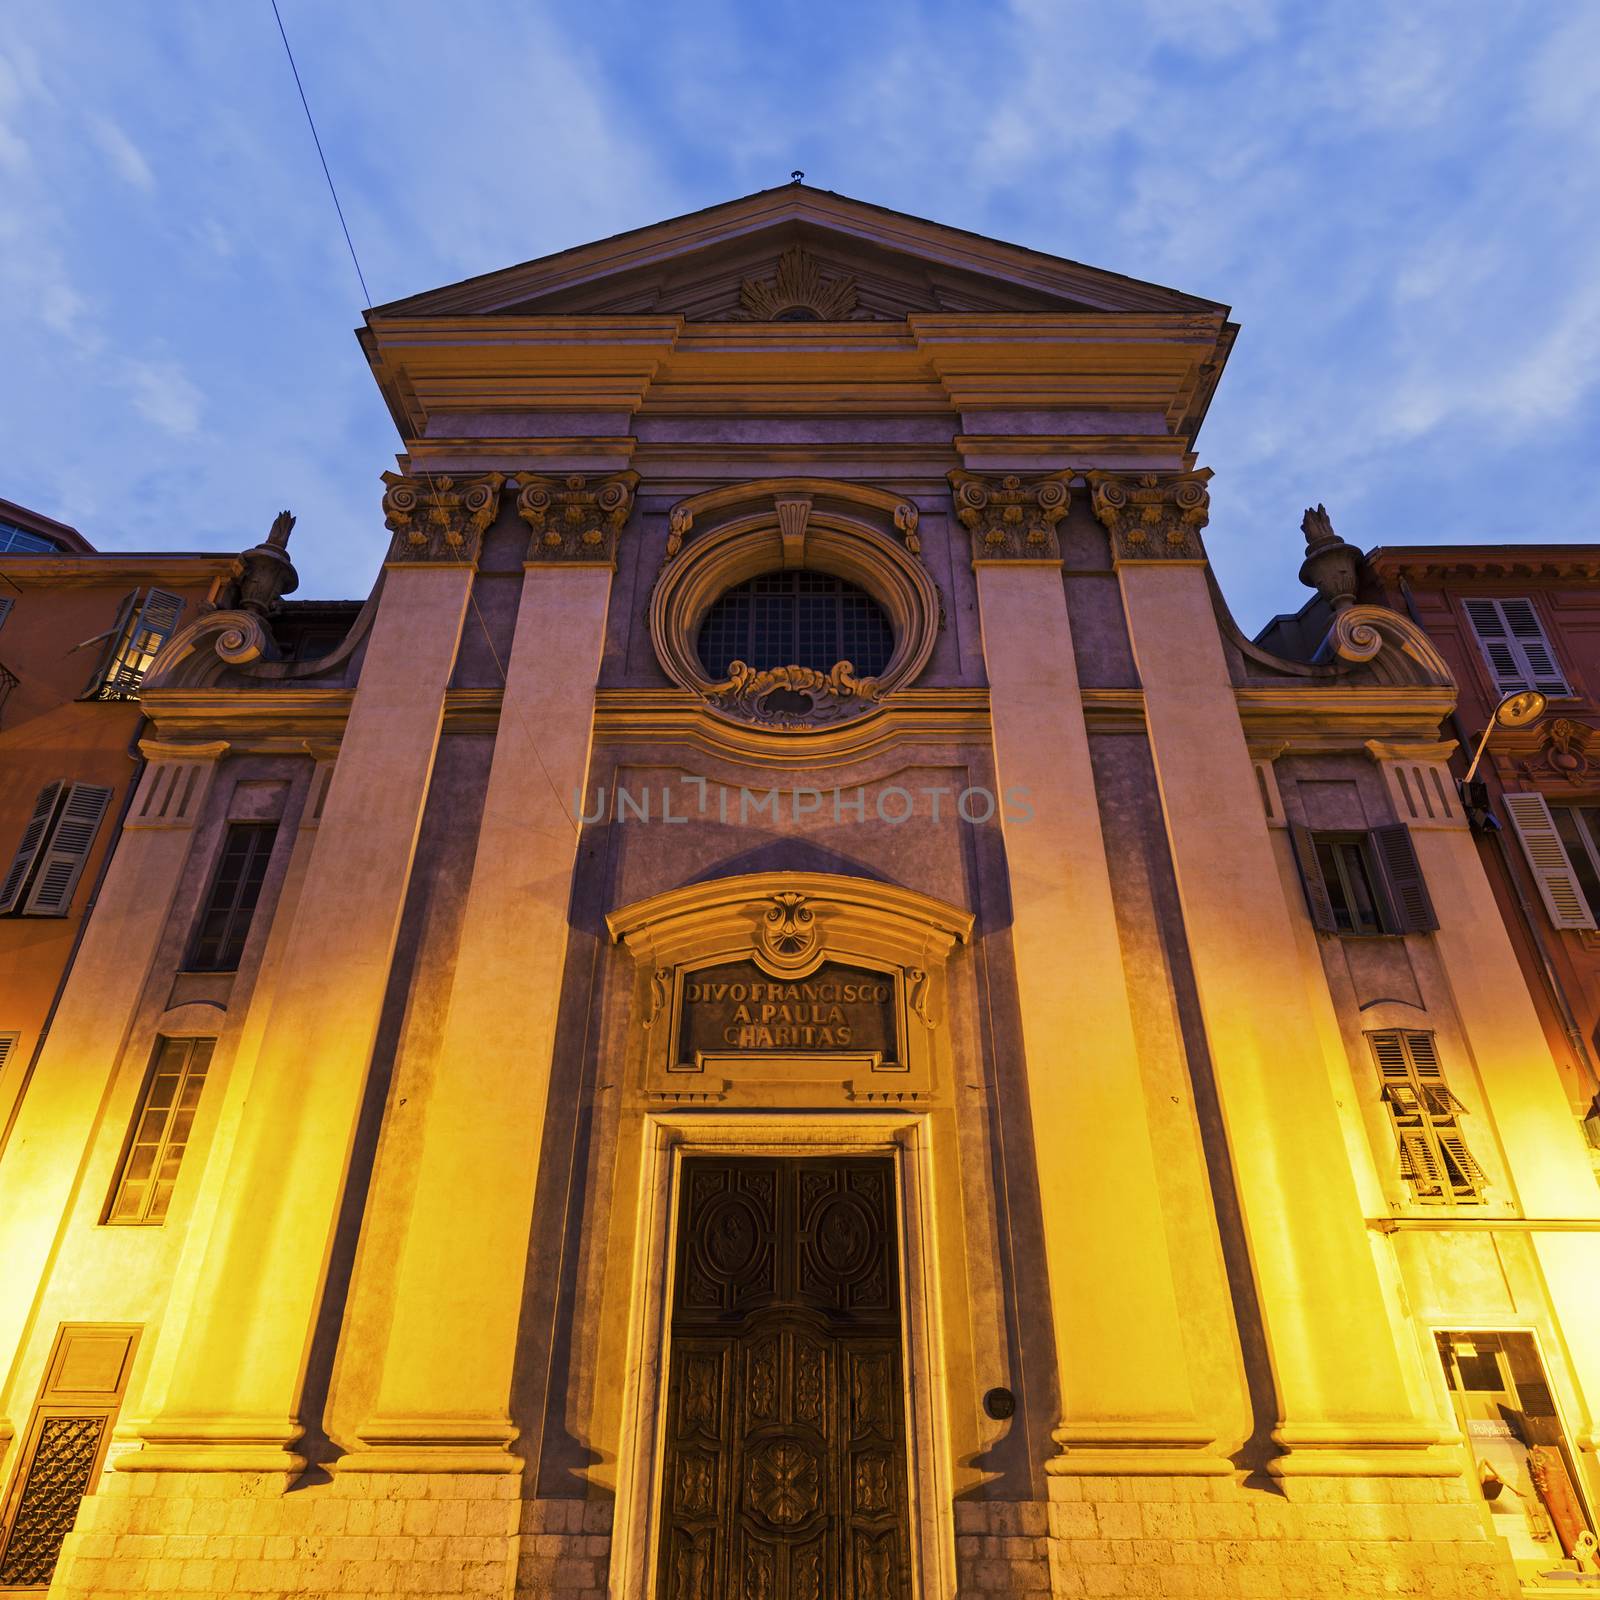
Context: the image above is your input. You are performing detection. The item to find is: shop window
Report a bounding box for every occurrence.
[1436,1331,1595,1583]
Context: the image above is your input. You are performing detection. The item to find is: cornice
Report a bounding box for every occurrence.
[1234,686,1455,748]
[0,555,238,589]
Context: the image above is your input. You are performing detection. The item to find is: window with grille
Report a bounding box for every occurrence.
[185,822,277,971]
[697,571,895,680]
[1369,1030,1486,1204]
[0,780,113,917]
[82,587,184,700]
[1290,824,1437,935]
[1462,598,1570,696]
[106,1037,214,1224]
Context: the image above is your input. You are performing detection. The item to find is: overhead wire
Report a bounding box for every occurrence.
[266,0,579,837]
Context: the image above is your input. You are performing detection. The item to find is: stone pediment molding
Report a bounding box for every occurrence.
[514,470,639,566]
[1086,468,1213,564]
[664,479,922,560]
[950,469,1072,564]
[608,872,972,976]
[380,471,505,567]
[1315,605,1455,690]
[144,611,278,691]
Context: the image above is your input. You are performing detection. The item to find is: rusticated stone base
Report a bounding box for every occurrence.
[514,1496,612,1599]
[1041,1474,1521,1600]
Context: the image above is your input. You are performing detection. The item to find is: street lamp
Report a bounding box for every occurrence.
[1461,689,1547,788]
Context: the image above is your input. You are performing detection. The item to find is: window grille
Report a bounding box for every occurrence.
[185,822,278,971]
[106,1037,214,1224]
[0,781,113,917]
[83,587,184,700]
[1290,824,1437,935]
[698,571,894,680]
[1369,1030,1486,1203]
[1462,598,1570,696]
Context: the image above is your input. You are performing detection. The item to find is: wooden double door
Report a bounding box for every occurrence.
[657,1157,913,1600]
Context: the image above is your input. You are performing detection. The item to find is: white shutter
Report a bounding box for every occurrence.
[1503,792,1597,930]
[1462,598,1568,695]
[0,782,63,913]
[22,782,112,915]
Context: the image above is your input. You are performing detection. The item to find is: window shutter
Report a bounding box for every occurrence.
[22,783,112,916]
[1498,599,1568,694]
[0,782,63,914]
[1503,792,1597,930]
[1369,823,1438,933]
[1463,599,1525,690]
[0,1033,18,1074]
[85,592,138,697]
[104,588,184,697]
[1369,1030,1485,1204]
[1289,825,1337,931]
[0,595,13,631]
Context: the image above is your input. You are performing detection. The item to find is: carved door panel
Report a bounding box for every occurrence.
[658,1158,912,1600]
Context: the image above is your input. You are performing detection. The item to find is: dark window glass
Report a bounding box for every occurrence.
[186,822,277,971]
[698,571,895,680]
[106,1037,214,1223]
[1313,836,1385,934]
[1552,807,1600,920]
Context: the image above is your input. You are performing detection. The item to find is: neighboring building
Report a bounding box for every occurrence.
[2,188,1599,1600]
[0,502,237,1145]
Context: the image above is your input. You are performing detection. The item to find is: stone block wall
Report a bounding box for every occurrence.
[515,1497,613,1599]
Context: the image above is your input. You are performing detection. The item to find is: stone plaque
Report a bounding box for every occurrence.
[678,959,897,1065]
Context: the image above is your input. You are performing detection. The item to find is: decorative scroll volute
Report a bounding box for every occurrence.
[1085,468,1213,564]
[381,471,504,566]
[949,470,1072,563]
[515,470,640,565]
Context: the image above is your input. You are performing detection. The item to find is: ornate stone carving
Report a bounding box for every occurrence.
[755,892,820,974]
[1298,503,1362,611]
[949,469,1072,562]
[381,471,504,566]
[143,611,276,691]
[737,245,858,321]
[515,470,639,564]
[1513,717,1597,786]
[1086,468,1213,563]
[665,504,693,558]
[707,659,881,729]
[230,509,299,615]
[1319,604,1454,688]
[892,501,920,555]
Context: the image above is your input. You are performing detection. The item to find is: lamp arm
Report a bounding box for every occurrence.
[1461,718,1499,787]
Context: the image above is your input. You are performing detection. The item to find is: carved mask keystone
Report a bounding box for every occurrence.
[381,472,505,566]
[1085,469,1213,564]
[949,469,1073,564]
[515,470,640,565]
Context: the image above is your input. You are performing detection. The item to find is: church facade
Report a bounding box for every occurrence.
[2,187,1598,1599]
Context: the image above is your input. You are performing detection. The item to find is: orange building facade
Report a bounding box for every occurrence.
[2,190,1600,1600]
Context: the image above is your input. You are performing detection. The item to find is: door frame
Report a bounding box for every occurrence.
[612,1110,955,1600]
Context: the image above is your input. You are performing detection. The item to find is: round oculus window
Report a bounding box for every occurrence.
[697,570,895,681]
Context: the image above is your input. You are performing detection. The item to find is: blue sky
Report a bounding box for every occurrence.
[4,1,1598,629]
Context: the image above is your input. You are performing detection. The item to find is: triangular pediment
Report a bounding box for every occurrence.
[372,186,1227,322]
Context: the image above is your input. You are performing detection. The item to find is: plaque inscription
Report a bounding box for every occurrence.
[678,958,898,1065]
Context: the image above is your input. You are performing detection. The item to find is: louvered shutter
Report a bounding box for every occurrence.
[1288,825,1337,931]
[1502,792,1597,930]
[1370,1030,1485,1203]
[0,1033,18,1074]
[104,588,184,697]
[22,783,112,915]
[0,595,13,630]
[1369,823,1438,933]
[1498,599,1568,694]
[1463,598,1568,695]
[0,782,64,914]
[85,592,138,698]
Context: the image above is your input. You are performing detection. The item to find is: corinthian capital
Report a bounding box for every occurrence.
[515,471,640,566]
[1085,469,1213,564]
[381,472,504,566]
[948,470,1072,564]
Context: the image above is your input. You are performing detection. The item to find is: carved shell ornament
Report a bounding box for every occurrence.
[737,245,859,321]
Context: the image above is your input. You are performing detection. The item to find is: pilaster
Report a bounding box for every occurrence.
[125,475,496,1472]
[1098,469,1451,1477]
[335,472,633,1473]
[953,468,1227,1476]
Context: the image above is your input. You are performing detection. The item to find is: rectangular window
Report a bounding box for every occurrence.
[0,780,114,917]
[1502,793,1600,931]
[106,1037,213,1225]
[1291,823,1438,935]
[82,587,184,700]
[1369,1030,1486,1204]
[185,822,277,971]
[1462,597,1570,696]
[1435,1331,1593,1583]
